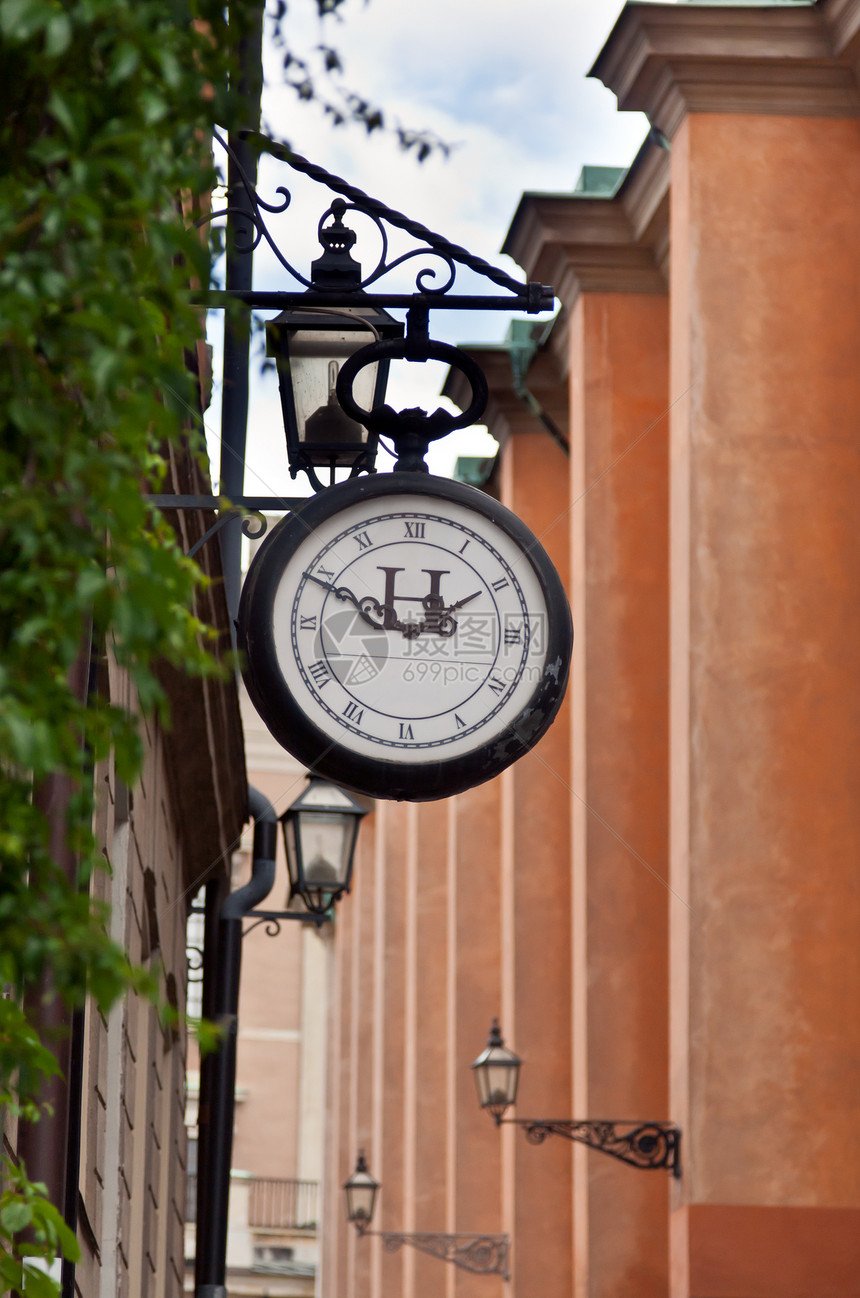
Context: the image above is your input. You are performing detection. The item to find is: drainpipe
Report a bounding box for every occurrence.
[194,786,277,1298]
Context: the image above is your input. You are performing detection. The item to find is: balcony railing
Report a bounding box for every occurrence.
[248,1177,319,1231]
[185,1173,319,1231]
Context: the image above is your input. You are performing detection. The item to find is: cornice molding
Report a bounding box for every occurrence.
[501,142,669,308]
[590,3,860,137]
[821,0,860,62]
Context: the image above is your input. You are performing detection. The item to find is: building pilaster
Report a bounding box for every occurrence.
[596,6,860,1294]
[503,148,672,1298]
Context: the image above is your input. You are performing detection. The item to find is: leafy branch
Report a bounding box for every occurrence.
[268,0,453,160]
[0,0,237,1288]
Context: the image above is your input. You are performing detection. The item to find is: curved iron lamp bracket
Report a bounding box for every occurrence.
[242,908,331,939]
[143,496,309,554]
[504,1118,681,1178]
[186,508,267,559]
[356,1229,509,1278]
[200,129,555,317]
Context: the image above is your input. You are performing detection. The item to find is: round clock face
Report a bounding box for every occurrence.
[238,473,571,801]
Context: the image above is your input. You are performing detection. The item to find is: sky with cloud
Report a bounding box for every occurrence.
[209,0,655,494]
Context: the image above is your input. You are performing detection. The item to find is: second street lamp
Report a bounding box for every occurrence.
[280,776,368,916]
[472,1020,682,1177]
[471,1017,522,1120]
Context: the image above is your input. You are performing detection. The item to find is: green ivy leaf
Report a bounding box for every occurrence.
[0,1200,33,1233]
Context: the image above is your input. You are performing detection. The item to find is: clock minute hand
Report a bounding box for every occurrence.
[303,572,386,631]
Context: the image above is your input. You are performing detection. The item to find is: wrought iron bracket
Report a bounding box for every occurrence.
[242,908,331,938]
[502,1118,681,1177]
[356,1228,509,1278]
[197,130,555,319]
[144,494,308,557]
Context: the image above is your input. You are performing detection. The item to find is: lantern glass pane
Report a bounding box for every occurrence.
[346,1176,376,1223]
[289,328,378,463]
[481,1060,518,1110]
[283,815,299,890]
[296,811,352,888]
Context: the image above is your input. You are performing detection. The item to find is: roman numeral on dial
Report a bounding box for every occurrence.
[308,660,331,688]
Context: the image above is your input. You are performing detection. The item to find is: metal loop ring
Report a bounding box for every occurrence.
[336,337,488,438]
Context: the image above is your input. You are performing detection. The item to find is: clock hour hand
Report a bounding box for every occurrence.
[303,572,387,632]
[444,590,481,614]
[408,589,482,639]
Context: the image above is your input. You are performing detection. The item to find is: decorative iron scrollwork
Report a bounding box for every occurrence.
[367,1231,509,1278]
[518,1119,681,1176]
[201,129,553,315]
[186,508,268,560]
[241,907,331,939]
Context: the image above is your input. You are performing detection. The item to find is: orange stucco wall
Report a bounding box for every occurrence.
[669,110,860,1293]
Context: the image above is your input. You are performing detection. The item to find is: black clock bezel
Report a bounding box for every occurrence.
[237,472,572,802]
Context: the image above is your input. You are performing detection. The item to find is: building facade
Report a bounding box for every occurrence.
[319,2,860,1296]
[1,430,247,1298]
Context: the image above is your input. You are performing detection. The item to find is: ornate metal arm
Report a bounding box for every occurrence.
[242,908,331,937]
[504,1118,681,1178]
[357,1229,509,1278]
[198,129,554,315]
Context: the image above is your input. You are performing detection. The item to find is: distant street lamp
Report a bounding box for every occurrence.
[343,1151,509,1278]
[470,1017,522,1120]
[343,1150,379,1232]
[472,1020,682,1177]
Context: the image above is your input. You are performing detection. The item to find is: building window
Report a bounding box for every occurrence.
[186,907,205,1023]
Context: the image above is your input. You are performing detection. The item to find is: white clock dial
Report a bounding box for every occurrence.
[239,473,571,802]
[273,494,547,763]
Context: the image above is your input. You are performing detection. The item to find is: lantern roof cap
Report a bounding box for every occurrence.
[282,776,369,818]
[471,1018,522,1069]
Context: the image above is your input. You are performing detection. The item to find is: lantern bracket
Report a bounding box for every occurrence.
[355,1229,510,1279]
[242,908,331,938]
[199,130,555,317]
[143,495,308,558]
[499,1117,681,1177]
